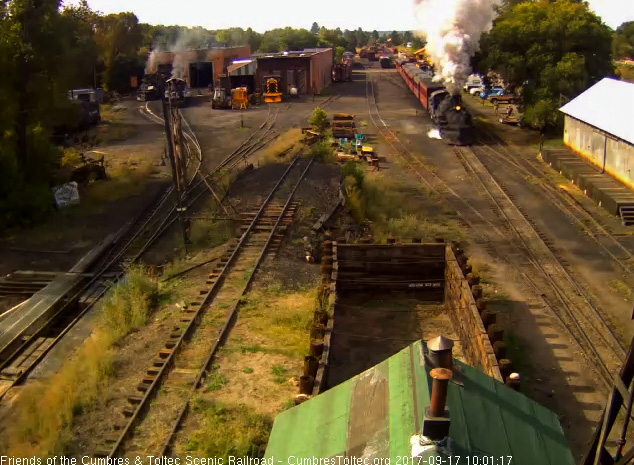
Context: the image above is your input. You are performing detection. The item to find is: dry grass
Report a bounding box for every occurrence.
[608,279,632,301]
[343,162,463,242]
[258,128,304,165]
[184,399,271,458]
[1,267,158,456]
[174,281,317,457]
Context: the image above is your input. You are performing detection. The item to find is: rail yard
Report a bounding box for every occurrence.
[1,33,634,465]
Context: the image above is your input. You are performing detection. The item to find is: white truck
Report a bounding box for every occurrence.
[463,74,483,92]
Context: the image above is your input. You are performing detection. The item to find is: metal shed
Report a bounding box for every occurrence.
[559,78,634,189]
[265,339,574,464]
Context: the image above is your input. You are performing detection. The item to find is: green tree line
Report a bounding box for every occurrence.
[475,0,618,128]
[0,0,628,228]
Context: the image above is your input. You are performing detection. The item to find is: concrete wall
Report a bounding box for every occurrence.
[148,45,251,86]
[564,115,634,189]
[444,246,503,382]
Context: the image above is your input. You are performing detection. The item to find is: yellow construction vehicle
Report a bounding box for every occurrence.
[231,87,249,109]
[263,77,283,103]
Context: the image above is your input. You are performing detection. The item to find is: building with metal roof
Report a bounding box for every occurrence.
[559,78,634,189]
[265,339,574,464]
[253,48,333,95]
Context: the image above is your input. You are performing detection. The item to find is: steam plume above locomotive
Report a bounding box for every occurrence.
[413,0,499,94]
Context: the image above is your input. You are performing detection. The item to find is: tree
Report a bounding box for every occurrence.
[310,22,319,34]
[309,107,328,133]
[371,30,379,41]
[334,46,345,62]
[478,0,614,128]
[613,21,634,60]
[403,31,413,44]
[411,36,425,50]
[95,12,144,91]
[389,31,403,46]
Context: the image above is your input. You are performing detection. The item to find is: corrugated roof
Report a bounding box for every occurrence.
[559,77,634,145]
[265,340,574,464]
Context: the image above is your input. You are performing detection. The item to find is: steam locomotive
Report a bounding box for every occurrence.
[395,59,475,145]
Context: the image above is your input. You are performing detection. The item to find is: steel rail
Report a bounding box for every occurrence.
[158,156,315,457]
[104,154,308,458]
[475,130,634,279]
[365,72,621,389]
[452,144,623,386]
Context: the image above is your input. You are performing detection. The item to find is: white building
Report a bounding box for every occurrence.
[559,78,634,189]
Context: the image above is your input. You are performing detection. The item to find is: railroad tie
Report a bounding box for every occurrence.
[159,348,173,359]
[122,406,136,417]
[127,395,143,405]
[199,289,208,295]
[152,359,165,367]
[147,367,160,376]
[104,435,119,445]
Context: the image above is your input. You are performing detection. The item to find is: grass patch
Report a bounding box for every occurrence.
[84,161,154,203]
[2,267,159,456]
[342,162,463,242]
[310,140,336,163]
[259,128,304,165]
[271,365,289,384]
[205,369,229,392]
[185,399,272,459]
[238,283,316,357]
[189,219,234,250]
[608,279,632,300]
[243,367,254,374]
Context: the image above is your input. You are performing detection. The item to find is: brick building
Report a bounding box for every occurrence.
[147,45,251,88]
[253,48,333,95]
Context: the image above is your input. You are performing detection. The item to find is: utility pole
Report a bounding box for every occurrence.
[161,81,191,248]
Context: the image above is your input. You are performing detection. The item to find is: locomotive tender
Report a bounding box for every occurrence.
[395,59,475,145]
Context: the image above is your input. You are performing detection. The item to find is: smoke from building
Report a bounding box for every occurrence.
[413,0,499,94]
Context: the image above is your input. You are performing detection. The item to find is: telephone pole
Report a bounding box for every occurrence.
[161,81,191,247]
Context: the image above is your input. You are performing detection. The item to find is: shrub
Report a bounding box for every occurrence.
[308,107,328,133]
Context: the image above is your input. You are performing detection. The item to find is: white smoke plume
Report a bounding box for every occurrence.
[413,0,499,94]
[144,28,212,79]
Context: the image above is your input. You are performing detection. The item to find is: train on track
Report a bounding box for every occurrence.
[396,59,475,146]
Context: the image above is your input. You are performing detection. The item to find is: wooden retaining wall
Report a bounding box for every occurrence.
[445,246,503,382]
[297,241,511,401]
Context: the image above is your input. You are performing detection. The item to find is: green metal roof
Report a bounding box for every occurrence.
[265,340,574,464]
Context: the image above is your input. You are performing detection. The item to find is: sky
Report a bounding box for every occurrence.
[65,0,634,31]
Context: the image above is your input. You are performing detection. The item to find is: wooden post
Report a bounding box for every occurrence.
[299,375,314,394]
[310,340,324,357]
[487,324,504,344]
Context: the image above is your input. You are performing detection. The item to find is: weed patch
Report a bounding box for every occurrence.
[259,128,304,165]
[205,369,229,392]
[271,365,290,384]
[608,279,632,300]
[2,267,159,456]
[343,164,463,242]
[185,399,272,458]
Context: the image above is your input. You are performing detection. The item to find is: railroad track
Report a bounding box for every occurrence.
[0,106,276,400]
[0,94,339,400]
[94,155,314,458]
[452,144,624,387]
[474,130,634,277]
[365,73,622,389]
